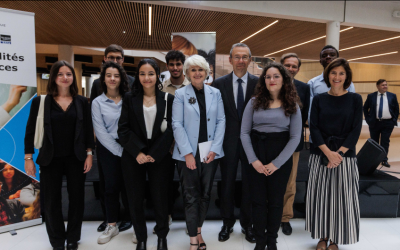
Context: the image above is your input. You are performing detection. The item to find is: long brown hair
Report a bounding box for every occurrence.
[23,191,41,221]
[47,60,79,97]
[253,62,300,116]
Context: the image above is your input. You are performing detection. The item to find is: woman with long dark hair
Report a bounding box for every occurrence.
[24,60,94,250]
[0,163,27,199]
[92,61,129,244]
[306,58,362,250]
[118,58,174,250]
[240,62,302,250]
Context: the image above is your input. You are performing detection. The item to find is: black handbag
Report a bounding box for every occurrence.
[356,138,386,175]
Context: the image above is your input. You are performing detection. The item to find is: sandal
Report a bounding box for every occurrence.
[197,232,206,250]
[190,243,199,250]
[328,241,338,250]
[316,238,329,250]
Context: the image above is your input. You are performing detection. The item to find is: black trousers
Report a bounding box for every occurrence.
[167,158,179,216]
[369,119,395,161]
[41,155,85,248]
[249,131,292,246]
[121,151,171,242]
[219,142,252,228]
[96,141,130,222]
[177,153,218,237]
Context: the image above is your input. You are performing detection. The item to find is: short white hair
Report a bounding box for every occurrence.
[183,55,210,82]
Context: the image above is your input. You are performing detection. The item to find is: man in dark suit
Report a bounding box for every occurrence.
[90,44,134,234]
[280,53,310,235]
[363,79,399,167]
[213,43,257,243]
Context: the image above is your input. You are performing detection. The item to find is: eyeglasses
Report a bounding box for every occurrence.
[232,56,250,62]
[107,56,123,62]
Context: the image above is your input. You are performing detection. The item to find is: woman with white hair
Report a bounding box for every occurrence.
[172,55,225,250]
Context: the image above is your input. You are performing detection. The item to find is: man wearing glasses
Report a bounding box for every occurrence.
[213,43,258,243]
[90,44,134,236]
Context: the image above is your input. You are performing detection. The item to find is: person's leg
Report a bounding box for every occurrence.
[65,156,86,245]
[121,153,147,242]
[239,146,252,229]
[167,157,177,217]
[380,121,394,161]
[369,125,381,145]
[282,152,300,223]
[177,160,201,238]
[198,159,218,228]
[41,158,66,248]
[148,156,171,239]
[96,141,108,226]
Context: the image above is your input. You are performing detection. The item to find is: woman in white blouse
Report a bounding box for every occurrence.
[92,61,129,244]
[118,59,174,250]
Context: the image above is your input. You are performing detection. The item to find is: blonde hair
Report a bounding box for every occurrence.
[183,55,210,82]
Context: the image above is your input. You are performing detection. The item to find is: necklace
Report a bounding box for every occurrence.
[143,95,155,106]
[106,94,120,100]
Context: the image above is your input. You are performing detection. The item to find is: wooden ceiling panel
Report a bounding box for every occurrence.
[0,1,399,64]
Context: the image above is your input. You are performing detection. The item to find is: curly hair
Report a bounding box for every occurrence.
[99,61,129,97]
[253,62,300,116]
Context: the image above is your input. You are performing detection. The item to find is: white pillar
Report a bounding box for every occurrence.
[326,21,340,50]
[58,45,74,67]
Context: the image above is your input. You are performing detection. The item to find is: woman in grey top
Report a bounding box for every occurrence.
[240,62,302,250]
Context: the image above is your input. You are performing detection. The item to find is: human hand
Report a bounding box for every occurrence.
[136,152,149,164]
[264,163,278,176]
[252,160,264,174]
[1,85,27,113]
[84,155,93,173]
[25,157,36,177]
[326,151,342,166]
[327,161,340,169]
[205,151,216,164]
[147,155,155,163]
[185,153,196,170]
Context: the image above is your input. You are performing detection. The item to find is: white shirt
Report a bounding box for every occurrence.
[376,92,392,119]
[143,104,157,139]
[232,72,248,108]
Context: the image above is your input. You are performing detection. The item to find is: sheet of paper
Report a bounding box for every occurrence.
[198,140,213,163]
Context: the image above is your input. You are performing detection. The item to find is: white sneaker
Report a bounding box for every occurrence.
[97,224,119,244]
[132,228,138,244]
[153,215,172,234]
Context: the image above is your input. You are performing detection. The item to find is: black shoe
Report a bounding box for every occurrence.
[118,220,132,232]
[382,161,391,168]
[218,225,233,242]
[241,227,256,243]
[267,239,277,250]
[254,243,266,250]
[97,221,107,232]
[136,241,147,250]
[53,247,64,250]
[157,238,168,250]
[66,242,78,250]
[281,222,292,235]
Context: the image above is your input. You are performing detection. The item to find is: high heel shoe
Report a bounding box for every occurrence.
[190,243,199,250]
[316,238,329,250]
[197,232,206,250]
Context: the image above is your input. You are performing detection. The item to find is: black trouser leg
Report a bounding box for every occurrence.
[65,156,86,244]
[120,180,131,221]
[197,158,218,228]
[239,149,252,228]
[148,156,171,238]
[41,158,66,248]
[167,157,177,216]
[380,121,394,161]
[97,142,123,223]
[96,141,107,221]
[220,152,239,228]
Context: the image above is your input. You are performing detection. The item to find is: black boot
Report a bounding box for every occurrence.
[136,241,146,250]
[157,238,168,250]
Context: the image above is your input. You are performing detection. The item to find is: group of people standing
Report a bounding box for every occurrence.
[22,41,398,250]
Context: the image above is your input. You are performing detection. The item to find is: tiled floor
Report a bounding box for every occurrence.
[1,218,400,250]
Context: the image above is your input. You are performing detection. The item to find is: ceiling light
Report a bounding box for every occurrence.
[240,20,279,43]
[149,6,152,36]
[340,35,400,51]
[348,51,398,61]
[264,27,353,57]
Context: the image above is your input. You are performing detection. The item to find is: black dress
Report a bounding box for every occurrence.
[306,92,363,245]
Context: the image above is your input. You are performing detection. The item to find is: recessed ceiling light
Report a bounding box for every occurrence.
[240,20,279,43]
[123,31,126,34]
[264,27,353,57]
[348,51,398,61]
[340,35,400,51]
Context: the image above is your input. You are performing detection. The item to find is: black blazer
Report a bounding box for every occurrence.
[90,75,135,103]
[212,72,258,158]
[363,91,399,128]
[25,95,95,166]
[294,79,310,152]
[118,89,174,162]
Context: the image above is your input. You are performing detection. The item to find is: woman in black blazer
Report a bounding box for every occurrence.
[24,60,94,250]
[118,59,174,250]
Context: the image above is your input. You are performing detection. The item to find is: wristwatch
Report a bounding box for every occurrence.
[338,150,344,157]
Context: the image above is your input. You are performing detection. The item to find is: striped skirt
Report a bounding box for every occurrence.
[305,154,360,245]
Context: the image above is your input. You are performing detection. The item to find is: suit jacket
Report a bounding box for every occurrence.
[294,79,310,152]
[363,91,399,128]
[172,84,226,161]
[118,89,174,162]
[90,75,135,103]
[24,95,95,166]
[212,72,258,158]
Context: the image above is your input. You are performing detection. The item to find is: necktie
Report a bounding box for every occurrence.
[378,93,383,120]
[237,78,244,119]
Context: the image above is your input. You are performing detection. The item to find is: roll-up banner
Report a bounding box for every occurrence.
[0,7,41,233]
[161,32,216,84]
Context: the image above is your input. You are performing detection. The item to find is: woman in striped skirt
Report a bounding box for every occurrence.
[306,58,363,250]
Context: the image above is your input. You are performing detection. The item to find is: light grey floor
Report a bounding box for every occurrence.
[1,218,400,250]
